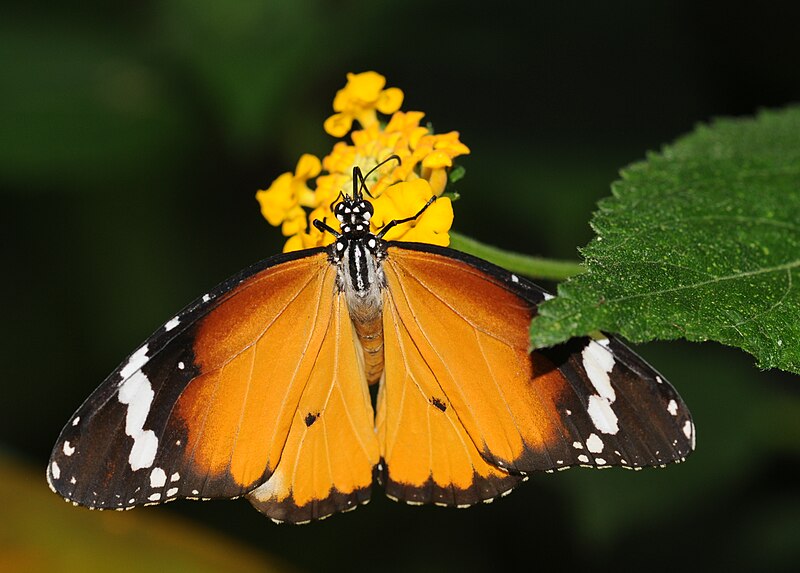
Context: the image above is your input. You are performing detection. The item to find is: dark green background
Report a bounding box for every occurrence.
[3,2,799,571]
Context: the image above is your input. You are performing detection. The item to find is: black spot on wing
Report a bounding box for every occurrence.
[304,412,319,427]
[430,397,447,412]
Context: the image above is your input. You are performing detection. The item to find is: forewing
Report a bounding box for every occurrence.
[377,243,694,504]
[48,249,379,521]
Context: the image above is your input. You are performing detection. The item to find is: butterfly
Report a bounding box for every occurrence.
[47,160,695,524]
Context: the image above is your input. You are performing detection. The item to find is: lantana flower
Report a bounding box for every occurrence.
[257,71,469,252]
[323,71,404,137]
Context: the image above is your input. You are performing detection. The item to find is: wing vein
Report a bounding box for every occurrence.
[227,342,257,481]
[263,266,336,471]
[390,257,530,344]
[386,269,483,443]
[385,300,483,482]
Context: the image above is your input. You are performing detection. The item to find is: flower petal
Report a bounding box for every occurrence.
[324,113,353,137]
[376,87,404,114]
[422,150,453,169]
[283,234,304,253]
[346,71,386,102]
[427,168,448,196]
[281,205,308,236]
[256,172,294,226]
[295,154,321,179]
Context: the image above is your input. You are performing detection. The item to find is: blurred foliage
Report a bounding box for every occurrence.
[0,454,290,572]
[2,1,799,572]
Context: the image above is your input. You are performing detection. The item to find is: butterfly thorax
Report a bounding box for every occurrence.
[330,196,387,384]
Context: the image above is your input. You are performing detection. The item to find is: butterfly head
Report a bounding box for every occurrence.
[316,155,408,261]
[334,195,374,237]
[330,192,382,262]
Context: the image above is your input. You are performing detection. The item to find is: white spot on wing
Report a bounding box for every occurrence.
[120,345,149,380]
[170,472,180,482]
[586,433,604,453]
[51,461,61,480]
[683,420,693,440]
[572,441,583,449]
[582,340,616,401]
[63,441,75,456]
[583,340,620,435]
[595,457,607,465]
[667,399,678,416]
[70,477,77,485]
[249,469,284,502]
[165,317,180,331]
[148,493,161,502]
[588,395,619,435]
[166,487,179,497]
[72,417,80,426]
[543,292,555,301]
[118,371,158,471]
[577,454,590,464]
[149,467,167,488]
[511,274,519,283]
[202,294,211,302]
[177,361,185,370]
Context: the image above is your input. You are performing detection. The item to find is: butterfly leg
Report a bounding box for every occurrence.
[313,218,341,238]
[376,195,437,239]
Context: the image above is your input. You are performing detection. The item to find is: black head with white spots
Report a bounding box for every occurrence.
[334,196,374,238]
[330,194,383,263]
[313,156,402,263]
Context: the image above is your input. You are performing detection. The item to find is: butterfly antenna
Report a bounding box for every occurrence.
[329,190,346,213]
[352,155,401,200]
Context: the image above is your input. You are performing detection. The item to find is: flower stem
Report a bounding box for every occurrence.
[449,232,584,281]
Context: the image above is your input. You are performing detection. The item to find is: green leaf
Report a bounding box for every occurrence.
[448,164,466,184]
[530,106,800,374]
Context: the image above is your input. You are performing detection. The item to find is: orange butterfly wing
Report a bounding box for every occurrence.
[48,250,379,523]
[377,244,693,505]
[245,293,379,522]
[49,238,694,522]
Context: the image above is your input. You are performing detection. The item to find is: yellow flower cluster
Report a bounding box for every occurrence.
[256,71,470,252]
